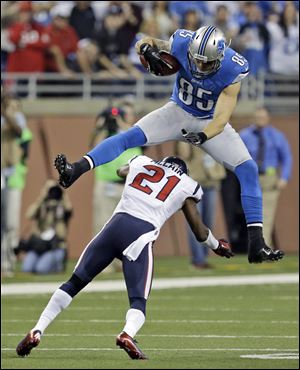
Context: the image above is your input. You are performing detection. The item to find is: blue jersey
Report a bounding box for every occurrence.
[170,29,249,119]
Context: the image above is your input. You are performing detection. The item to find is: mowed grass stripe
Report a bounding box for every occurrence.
[2,333,298,338]
[2,347,299,352]
[2,284,299,369]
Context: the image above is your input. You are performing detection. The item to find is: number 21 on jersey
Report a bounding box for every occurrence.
[129,165,181,202]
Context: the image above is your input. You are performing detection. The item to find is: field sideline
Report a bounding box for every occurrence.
[1,255,299,369]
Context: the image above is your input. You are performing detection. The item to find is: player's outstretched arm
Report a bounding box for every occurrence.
[181,82,241,147]
[202,82,241,140]
[182,198,234,258]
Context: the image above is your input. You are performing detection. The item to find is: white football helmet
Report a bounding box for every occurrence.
[188,25,229,79]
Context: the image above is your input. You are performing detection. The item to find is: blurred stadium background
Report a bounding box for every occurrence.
[1,1,299,369]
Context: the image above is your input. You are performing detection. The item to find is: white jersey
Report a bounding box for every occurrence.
[114,155,203,229]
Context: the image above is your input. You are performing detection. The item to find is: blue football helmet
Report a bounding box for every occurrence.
[162,156,188,174]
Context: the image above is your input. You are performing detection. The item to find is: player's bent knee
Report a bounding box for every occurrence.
[235,159,258,176]
[129,297,147,316]
[59,273,88,298]
[122,126,147,149]
[234,159,259,183]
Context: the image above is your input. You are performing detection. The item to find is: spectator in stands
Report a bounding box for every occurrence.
[143,1,177,39]
[205,1,241,23]
[127,17,161,76]
[89,101,143,272]
[169,1,208,27]
[239,106,292,247]
[32,1,57,26]
[1,90,30,277]
[1,1,20,71]
[213,4,239,42]
[182,9,202,31]
[6,1,50,73]
[69,1,96,41]
[45,4,93,76]
[266,1,299,75]
[15,180,72,274]
[235,2,270,75]
[94,4,140,78]
[175,143,226,269]
[110,1,143,50]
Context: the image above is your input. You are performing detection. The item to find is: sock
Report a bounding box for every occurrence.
[69,157,92,184]
[247,225,265,252]
[123,308,145,338]
[32,289,72,334]
[235,160,263,224]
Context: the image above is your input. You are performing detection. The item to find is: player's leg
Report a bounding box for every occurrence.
[117,243,154,360]
[16,218,118,357]
[200,123,284,263]
[54,102,186,188]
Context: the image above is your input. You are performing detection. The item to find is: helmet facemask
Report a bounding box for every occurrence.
[188,51,221,79]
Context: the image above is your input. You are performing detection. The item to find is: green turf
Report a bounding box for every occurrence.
[2,254,299,284]
[1,255,299,369]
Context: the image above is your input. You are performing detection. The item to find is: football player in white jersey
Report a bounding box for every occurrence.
[54,25,284,265]
[16,155,233,360]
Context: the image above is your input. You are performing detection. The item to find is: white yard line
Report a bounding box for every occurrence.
[1,273,298,295]
[240,353,299,360]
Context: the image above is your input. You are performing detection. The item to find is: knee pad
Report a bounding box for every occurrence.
[59,273,88,298]
[129,297,147,316]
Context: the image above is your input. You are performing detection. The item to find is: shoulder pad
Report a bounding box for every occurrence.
[221,48,249,85]
[170,29,194,58]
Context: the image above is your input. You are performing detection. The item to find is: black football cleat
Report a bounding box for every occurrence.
[54,154,75,189]
[116,332,148,360]
[248,245,284,263]
[16,330,41,357]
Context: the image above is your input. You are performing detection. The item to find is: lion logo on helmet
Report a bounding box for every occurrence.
[217,39,226,58]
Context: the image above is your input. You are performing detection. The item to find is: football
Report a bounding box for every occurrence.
[140,51,181,76]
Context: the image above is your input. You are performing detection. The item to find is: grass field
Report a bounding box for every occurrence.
[1,255,299,369]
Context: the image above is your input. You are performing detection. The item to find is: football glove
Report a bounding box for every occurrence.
[140,43,172,76]
[181,129,208,146]
[213,239,234,258]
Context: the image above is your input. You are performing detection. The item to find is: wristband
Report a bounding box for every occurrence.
[202,229,219,250]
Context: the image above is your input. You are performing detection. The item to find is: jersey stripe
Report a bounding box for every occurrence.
[144,243,153,299]
[193,183,200,195]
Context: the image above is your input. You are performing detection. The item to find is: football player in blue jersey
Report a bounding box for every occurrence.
[54,25,284,264]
